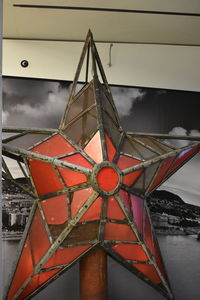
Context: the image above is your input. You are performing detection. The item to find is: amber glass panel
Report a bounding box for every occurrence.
[119,189,131,212]
[65,83,95,124]
[105,133,116,161]
[102,90,119,125]
[113,244,148,261]
[41,194,68,225]
[61,222,100,247]
[132,264,161,284]
[167,145,200,176]
[107,196,126,220]
[117,154,143,186]
[71,187,94,218]
[122,137,143,160]
[135,137,173,154]
[148,156,176,193]
[44,245,91,269]
[29,209,51,265]
[8,133,50,150]
[131,195,144,234]
[104,223,137,242]
[131,172,145,193]
[7,237,33,300]
[84,131,103,163]
[144,161,160,191]
[79,196,102,222]
[30,133,75,156]
[132,138,157,160]
[63,107,97,147]
[145,210,153,253]
[103,112,121,148]
[29,159,64,195]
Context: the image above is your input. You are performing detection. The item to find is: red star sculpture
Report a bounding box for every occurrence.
[2,31,200,300]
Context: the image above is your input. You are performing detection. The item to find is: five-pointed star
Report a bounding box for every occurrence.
[3,31,200,300]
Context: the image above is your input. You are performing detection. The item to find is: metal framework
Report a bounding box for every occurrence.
[2,30,200,300]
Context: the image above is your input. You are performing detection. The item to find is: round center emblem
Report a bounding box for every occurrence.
[91,161,122,195]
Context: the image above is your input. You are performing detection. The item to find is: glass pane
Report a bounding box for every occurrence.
[29,209,51,265]
[65,82,95,124]
[112,244,148,261]
[63,107,97,147]
[145,210,153,253]
[131,195,144,234]
[30,134,75,157]
[103,113,121,148]
[130,137,157,160]
[131,172,145,193]
[7,133,50,150]
[144,162,160,191]
[79,196,102,222]
[132,264,161,284]
[84,131,103,163]
[29,159,64,195]
[135,137,172,154]
[41,194,68,225]
[119,189,131,212]
[105,134,116,162]
[61,222,100,247]
[122,137,143,160]
[107,196,126,220]
[71,187,94,218]
[154,239,167,280]
[102,89,119,125]
[7,237,33,300]
[104,223,137,242]
[148,156,176,193]
[44,245,91,269]
[117,154,143,186]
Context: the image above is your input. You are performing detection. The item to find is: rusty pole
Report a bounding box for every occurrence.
[80,247,107,300]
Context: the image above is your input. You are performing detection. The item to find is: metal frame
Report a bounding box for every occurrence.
[2,30,200,300]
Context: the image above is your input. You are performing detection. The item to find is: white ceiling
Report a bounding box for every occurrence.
[3,0,200,45]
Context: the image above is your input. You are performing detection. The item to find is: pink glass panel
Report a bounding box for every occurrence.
[79,196,102,222]
[119,189,131,211]
[130,195,144,234]
[117,155,143,186]
[29,209,51,265]
[107,196,126,220]
[104,223,137,242]
[113,244,148,261]
[148,156,176,193]
[145,210,153,253]
[105,134,116,161]
[71,187,94,218]
[7,237,33,300]
[167,145,200,176]
[44,245,91,268]
[132,264,161,284]
[29,159,64,195]
[84,131,103,163]
[41,194,68,225]
[30,134,75,156]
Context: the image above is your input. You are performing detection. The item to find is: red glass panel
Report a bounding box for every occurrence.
[18,269,62,300]
[41,194,68,225]
[145,210,153,253]
[44,245,91,268]
[167,145,200,176]
[105,134,116,161]
[154,238,167,280]
[71,187,94,218]
[107,196,126,220]
[61,153,93,168]
[119,189,131,211]
[132,264,161,284]
[117,155,143,186]
[104,223,137,242]
[131,195,144,234]
[29,209,51,265]
[30,134,75,156]
[84,131,103,163]
[29,159,64,195]
[148,156,176,193]
[97,166,120,192]
[7,237,33,300]
[79,196,102,222]
[113,244,148,261]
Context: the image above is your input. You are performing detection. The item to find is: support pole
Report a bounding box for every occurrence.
[80,247,107,300]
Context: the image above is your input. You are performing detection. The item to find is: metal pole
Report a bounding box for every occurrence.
[80,247,107,300]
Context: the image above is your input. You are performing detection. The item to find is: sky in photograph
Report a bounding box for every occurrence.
[2,77,200,205]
